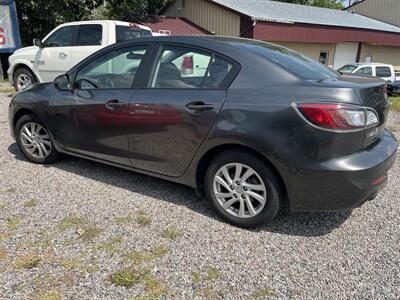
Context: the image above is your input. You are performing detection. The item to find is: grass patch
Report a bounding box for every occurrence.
[85,264,101,273]
[6,187,16,193]
[77,226,103,242]
[160,228,182,240]
[56,216,85,231]
[387,125,398,132]
[60,256,82,270]
[16,252,41,269]
[194,287,219,300]
[250,288,275,299]
[23,199,37,208]
[125,246,170,265]
[136,212,151,226]
[0,247,6,260]
[96,235,123,254]
[38,290,61,300]
[6,216,21,230]
[389,96,400,112]
[109,266,150,287]
[114,215,133,224]
[0,87,15,94]
[143,275,168,298]
[192,266,221,283]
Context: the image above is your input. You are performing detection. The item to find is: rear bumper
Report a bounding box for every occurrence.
[286,130,398,212]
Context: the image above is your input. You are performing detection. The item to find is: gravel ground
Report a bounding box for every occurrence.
[0,92,399,300]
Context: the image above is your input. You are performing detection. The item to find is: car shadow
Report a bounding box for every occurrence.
[8,143,352,237]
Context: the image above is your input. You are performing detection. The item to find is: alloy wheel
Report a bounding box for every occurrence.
[20,122,52,159]
[213,163,267,218]
[16,74,32,91]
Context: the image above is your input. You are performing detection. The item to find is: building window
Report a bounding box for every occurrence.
[319,51,329,65]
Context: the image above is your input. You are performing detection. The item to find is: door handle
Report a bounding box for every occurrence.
[105,99,127,111]
[59,52,68,59]
[185,101,215,114]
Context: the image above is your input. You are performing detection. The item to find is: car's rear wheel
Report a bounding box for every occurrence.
[15,114,60,164]
[13,67,36,91]
[205,150,281,228]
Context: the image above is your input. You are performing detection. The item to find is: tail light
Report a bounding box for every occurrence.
[181,55,194,75]
[293,103,379,131]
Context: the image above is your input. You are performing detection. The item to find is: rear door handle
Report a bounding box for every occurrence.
[59,52,68,59]
[105,99,127,111]
[185,101,215,114]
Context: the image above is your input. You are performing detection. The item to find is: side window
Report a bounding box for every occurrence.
[151,46,233,89]
[75,46,147,89]
[152,46,213,88]
[376,66,391,77]
[116,26,142,43]
[76,25,102,46]
[355,67,372,76]
[44,26,74,47]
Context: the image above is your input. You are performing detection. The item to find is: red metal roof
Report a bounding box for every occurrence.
[143,16,210,36]
[253,21,400,47]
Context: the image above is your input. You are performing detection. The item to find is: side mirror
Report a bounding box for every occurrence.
[54,74,70,91]
[33,38,44,48]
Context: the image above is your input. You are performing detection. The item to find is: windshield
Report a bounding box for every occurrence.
[337,65,358,73]
[225,39,339,80]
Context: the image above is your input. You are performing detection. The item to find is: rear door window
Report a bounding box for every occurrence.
[376,66,391,77]
[76,24,102,46]
[150,45,233,89]
[116,25,152,43]
[355,67,372,76]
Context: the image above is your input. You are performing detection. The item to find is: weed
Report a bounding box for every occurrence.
[250,288,275,299]
[0,87,15,94]
[23,199,37,208]
[77,226,103,242]
[56,216,85,231]
[389,97,400,112]
[5,187,16,193]
[0,247,6,260]
[160,228,182,240]
[16,252,41,269]
[206,267,221,280]
[6,216,21,230]
[96,235,123,254]
[60,256,82,270]
[114,215,133,224]
[109,266,149,287]
[38,290,61,300]
[136,213,151,226]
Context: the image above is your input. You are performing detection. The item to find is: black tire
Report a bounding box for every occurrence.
[205,150,281,228]
[15,114,60,164]
[13,67,37,91]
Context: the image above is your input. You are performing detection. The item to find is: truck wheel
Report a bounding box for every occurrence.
[13,67,37,91]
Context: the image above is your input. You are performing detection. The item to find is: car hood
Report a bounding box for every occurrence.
[11,46,38,57]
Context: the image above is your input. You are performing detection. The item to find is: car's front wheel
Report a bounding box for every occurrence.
[13,67,36,91]
[205,150,281,228]
[15,114,60,164]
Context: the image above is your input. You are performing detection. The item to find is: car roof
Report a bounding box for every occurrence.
[57,20,152,31]
[355,63,393,67]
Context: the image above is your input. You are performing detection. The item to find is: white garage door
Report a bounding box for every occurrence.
[333,43,359,69]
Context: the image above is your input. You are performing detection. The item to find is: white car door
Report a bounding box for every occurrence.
[68,24,106,67]
[35,25,75,82]
[375,66,394,82]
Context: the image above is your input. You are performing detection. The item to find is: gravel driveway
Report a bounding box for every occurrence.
[0,92,399,300]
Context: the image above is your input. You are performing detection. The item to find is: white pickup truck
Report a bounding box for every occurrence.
[337,63,398,83]
[8,20,156,91]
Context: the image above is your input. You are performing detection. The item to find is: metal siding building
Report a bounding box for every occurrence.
[346,0,400,27]
[161,0,400,69]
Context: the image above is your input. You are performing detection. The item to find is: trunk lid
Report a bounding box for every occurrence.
[318,74,390,145]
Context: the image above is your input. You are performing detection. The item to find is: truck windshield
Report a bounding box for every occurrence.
[116,25,152,43]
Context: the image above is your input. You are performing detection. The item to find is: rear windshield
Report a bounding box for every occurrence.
[233,40,338,80]
[116,25,152,43]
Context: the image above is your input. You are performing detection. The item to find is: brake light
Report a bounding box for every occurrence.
[293,103,379,130]
[181,55,194,75]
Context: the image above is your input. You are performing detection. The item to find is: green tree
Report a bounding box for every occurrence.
[15,0,103,46]
[276,0,344,9]
[101,0,167,21]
